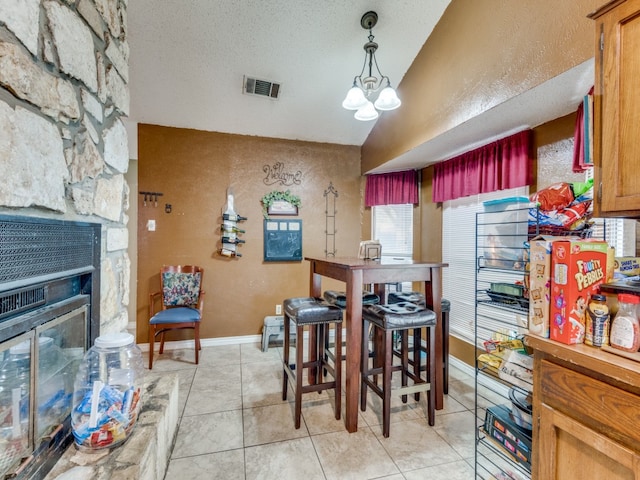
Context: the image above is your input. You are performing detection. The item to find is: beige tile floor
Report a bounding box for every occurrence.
[146,342,477,480]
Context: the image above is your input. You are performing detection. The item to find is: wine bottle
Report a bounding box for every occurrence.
[220,247,242,258]
[221,236,245,244]
[223,213,247,222]
[221,224,246,234]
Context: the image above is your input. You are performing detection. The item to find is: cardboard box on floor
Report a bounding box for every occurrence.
[549,239,609,344]
[528,235,574,338]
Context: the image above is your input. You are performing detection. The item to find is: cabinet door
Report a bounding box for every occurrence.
[594,0,640,216]
[538,403,640,479]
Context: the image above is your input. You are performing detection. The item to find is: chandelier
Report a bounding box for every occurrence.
[342,11,401,121]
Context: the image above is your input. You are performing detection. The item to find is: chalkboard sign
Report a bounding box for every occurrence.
[263,219,302,262]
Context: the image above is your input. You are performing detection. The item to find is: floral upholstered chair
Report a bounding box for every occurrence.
[148,265,204,369]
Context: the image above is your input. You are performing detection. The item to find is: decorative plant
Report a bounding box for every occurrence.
[261,190,301,219]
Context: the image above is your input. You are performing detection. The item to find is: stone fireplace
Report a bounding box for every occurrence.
[0,0,134,478]
[0,215,101,478]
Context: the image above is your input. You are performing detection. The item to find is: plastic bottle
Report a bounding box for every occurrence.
[609,294,640,352]
[71,332,144,450]
[584,294,610,347]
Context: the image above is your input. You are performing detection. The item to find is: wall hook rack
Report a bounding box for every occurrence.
[139,191,164,207]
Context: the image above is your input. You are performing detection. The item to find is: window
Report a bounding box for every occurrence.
[372,204,413,260]
[585,169,636,256]
[372,204,413,291]
[442,187,528,343]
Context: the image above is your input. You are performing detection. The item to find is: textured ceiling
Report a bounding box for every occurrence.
[127,1,593,171]
[127,1,451,147]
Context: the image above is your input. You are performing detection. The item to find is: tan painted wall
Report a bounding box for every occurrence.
[361,0,600,172]
[137,124,361,343]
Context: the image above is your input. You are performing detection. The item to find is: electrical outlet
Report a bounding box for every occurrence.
[275,304,282,315]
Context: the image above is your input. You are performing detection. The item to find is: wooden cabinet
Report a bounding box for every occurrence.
[590,0,640,217]
[526,336,640,479]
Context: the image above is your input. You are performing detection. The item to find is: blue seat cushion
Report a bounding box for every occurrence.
[150,307,201,324]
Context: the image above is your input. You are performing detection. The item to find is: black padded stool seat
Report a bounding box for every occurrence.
[361,302,437,437]
[323,290,380,308]
[388,293,452,394]
[387,291,427,307]
[364,302,436,329]
[282,297,343,429]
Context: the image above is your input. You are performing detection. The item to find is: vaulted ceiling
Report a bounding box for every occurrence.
[127,1,594,172]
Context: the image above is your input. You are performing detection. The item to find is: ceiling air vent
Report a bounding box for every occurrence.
[243,76,281,100]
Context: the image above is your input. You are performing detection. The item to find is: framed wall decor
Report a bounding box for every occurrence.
[267,199,298,216]
[263,219,302,262]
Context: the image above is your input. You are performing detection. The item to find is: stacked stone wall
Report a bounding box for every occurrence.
[0,0,130,333]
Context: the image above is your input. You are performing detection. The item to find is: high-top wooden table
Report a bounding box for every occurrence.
[305,256,448,433]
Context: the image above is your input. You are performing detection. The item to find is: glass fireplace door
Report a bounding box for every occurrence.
[35,306,87,441]
[0,332,33,476]
[0,304,88,478]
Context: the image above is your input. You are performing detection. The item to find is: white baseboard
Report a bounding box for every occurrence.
[138,334,262,352]
[449,355,475,377]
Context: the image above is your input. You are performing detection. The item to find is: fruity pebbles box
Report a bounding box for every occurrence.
[528,235,572,338]
[550,239,608,344]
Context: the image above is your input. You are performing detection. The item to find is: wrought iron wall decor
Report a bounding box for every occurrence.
[262,162,303,186]
[324,183,338,257]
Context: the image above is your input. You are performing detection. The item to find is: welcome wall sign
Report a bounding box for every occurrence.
[263,162,302,186]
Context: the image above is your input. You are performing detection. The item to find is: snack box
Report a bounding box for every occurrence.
[484,404,532,472]
[615,257,640,277]
[549,239,608,344]
[528,236,572,338]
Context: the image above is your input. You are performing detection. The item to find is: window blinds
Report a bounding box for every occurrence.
[442,187,528,343]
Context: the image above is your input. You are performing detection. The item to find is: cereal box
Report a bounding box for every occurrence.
[549,239,608,344]
[528,236,569,338]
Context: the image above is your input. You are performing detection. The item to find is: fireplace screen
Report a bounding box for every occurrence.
[0,215,100,479]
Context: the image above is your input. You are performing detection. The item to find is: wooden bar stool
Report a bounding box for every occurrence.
[388,292,451,394]
[360,302,436,437]
[282,297,343,429]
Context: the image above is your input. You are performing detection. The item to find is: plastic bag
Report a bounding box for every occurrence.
[530,182,574,211]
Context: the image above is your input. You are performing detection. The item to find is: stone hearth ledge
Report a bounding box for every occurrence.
[45,372,179,480]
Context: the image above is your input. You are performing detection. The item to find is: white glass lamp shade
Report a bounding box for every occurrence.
[342,86,368,110]
[374,86,401,111]
[354,101,379,121]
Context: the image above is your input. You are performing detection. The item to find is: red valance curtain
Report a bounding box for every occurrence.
[364,169,419,207]
[572,86,594,173]
[432,129,533,203]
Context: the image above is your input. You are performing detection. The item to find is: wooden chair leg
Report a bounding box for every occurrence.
[282,313,291,401]
[334,320,342,420]
[194,323,200,365]
[400,330,409,404]
[316,323,325,388]
[159,331,166,354]
[148,325,155,369]
[414,328,422,401]
[427,324,436,426]
[360,318,370,412]
[383,328,393,438]
[294,323,304,429]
